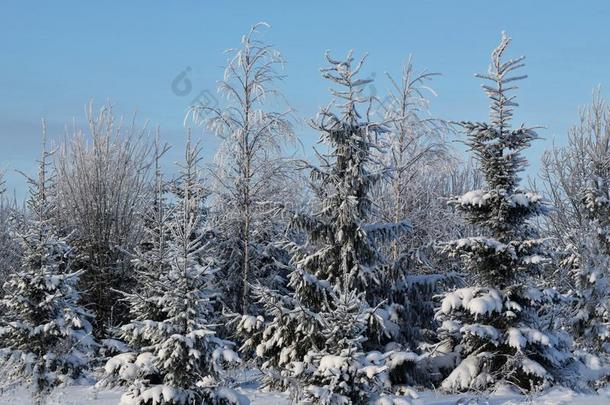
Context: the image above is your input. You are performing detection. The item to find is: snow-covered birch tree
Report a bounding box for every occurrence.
[373,60,450,267]
[187,22,295,313]
[540,91,610,364]
[54,102,154,336]
[370,60,478,348]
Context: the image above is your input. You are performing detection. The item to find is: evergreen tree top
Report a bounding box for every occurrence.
[446,33,550,283]
[314,51,387,143]
[457,33,539,193]
[17,120,56,227]
[291,51,407,291]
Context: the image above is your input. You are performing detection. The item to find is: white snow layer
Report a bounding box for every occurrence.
[440,287,503,318]
[2,384,610,404]
[456,189,543,209]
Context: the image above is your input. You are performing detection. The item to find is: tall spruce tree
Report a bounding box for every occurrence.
[0,128,94,403]
[434,33,573,393]
[99,135,245,405]
[233,52,416,404]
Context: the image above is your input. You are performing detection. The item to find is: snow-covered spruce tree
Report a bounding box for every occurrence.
[99,135,245,405]
[233,52,417,404]
[285,288,419,404]
[96,135,173,361]
[188,22,295,314]
[0,129,94,403]
[435,33,572,393]
[123,135,172,330]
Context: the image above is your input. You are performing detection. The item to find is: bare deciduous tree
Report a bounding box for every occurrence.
[187,23,295,312]
[372,60,478,274]
[54,102,154,336]
[539,89,610,247]
[539,89,610,352]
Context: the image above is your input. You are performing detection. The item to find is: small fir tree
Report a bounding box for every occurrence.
[0,128,94,403]
[99,135,245,405]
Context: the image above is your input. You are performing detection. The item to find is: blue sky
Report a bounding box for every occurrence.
[2,1,610,198]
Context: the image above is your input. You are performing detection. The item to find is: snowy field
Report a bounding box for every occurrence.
[1,385,610,405]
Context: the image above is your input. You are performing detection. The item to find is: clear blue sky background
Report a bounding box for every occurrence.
[2,0,609,199]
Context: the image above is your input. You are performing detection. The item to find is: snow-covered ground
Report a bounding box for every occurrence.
[2,385,610,405]
[0,385,291,405]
